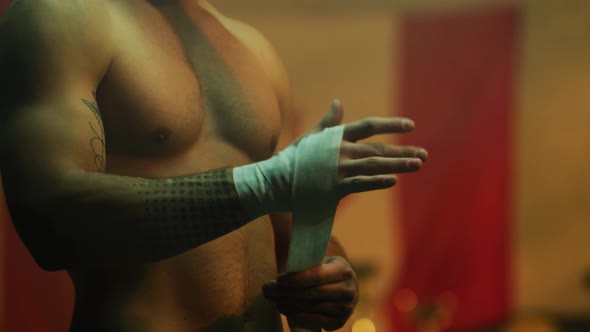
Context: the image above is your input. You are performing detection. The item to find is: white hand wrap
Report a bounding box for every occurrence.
[233,125,345,271]
[233,146,295,219]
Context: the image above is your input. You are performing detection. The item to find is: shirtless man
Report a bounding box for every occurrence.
[0,0,428,331]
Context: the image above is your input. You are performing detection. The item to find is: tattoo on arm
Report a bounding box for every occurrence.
[82,92,106,172]
[127,169,244,261]
[76,168,248,265]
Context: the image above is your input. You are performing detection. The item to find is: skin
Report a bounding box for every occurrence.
[0,0,428,331]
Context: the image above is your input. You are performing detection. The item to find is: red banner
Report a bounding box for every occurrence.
[388,7,518,331]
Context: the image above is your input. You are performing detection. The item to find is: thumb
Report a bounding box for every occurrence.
[291,99,345,146]
[308,99,344,136]
[319,99,344,130]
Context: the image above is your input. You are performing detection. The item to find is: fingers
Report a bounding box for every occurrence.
[263,280,356,303]
[264,257,358,331]
[336,175,397,196]
[279,303,353,331]
[342,141,428,161]
[279,301,354,318]
[340,157,422,178]
[285,311,348,331]
[336,141,427,196]
[343,117,415,142]
[275,257,354,289]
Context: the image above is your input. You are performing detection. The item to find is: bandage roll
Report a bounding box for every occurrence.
[287,125,343,272]
[235,123,345,332]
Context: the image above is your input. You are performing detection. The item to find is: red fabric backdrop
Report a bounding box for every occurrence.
[387,7,518,332]
[3,193,75,332]
[2,2,75,332]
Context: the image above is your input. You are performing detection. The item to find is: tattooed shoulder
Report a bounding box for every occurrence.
[82,92,102,124]
[82,92,106,172]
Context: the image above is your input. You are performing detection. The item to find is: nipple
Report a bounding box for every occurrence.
[153,127,172,144]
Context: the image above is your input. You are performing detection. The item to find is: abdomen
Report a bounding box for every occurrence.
[69,216,279,332]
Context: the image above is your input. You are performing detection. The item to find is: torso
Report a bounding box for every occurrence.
[69,1,285,331]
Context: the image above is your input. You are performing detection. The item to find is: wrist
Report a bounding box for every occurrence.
[233,145,295,219]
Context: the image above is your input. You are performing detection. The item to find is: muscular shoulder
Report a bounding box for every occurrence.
[1,0,111,36]
[0,0,114,88]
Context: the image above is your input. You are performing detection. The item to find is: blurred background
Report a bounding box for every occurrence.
[1,0,589,331]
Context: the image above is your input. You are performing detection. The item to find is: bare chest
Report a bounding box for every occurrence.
[97,2,281,166]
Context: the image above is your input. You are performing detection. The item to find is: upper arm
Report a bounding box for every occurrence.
[0,0,113,205]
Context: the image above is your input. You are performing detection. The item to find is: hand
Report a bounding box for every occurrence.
[337,112,428,197]
[263,256,359,331]
[300,99,429,198]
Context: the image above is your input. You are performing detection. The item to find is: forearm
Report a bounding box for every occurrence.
[5,168,250,270]
[6,117,343,271]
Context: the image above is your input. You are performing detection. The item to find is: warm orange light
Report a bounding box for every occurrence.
[352,318,376,332]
